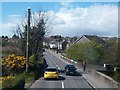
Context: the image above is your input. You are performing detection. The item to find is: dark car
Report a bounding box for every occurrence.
[64,64,77,75]
[42,48,45,52]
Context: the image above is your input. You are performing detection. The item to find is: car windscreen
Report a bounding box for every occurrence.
[46,68,57,72]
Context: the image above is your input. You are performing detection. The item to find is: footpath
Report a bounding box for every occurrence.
[48,50,119,89]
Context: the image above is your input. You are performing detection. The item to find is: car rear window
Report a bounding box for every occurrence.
[46,68,57,72]
[67,65,75,68]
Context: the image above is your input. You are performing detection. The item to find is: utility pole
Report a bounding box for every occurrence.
[26,8,31,72]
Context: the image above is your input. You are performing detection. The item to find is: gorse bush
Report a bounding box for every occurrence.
[2,73,25,89]
[2,75,15,81]
[2,54,26,75]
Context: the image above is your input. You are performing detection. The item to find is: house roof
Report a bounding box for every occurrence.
[84,35,106,44]
[74,35,107,45]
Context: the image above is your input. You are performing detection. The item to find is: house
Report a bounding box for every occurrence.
[101,37,110,42]
[43,36,78,51]
[43,36,63,50]
[74,35,109,47]
[43,37,50,48]
[7,38,19,43]
[49,41,58,49]
[62,36,78,50]
[62,40,68,50]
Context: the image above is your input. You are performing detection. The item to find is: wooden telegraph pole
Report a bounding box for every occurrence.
[26,8,31,72]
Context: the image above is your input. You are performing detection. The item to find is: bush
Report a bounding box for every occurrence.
[29,54,35,71]
[66,42,103,64]
[100,70,120,83]
[24,72,35,83]
[29,54,35,65]
[2,74,25,89]
[112,72,120,83]
[2,54,26,75]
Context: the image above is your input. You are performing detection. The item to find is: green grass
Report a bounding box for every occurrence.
[2,74,23,88]
[24,72,35,83]
[112,72,120,83]
[0,57,2,64]
[2,72,35,89]
[104,71,120,83]
[0,84,2,90]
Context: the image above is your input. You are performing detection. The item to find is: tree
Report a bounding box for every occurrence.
[66,42,104,64]
[103,39,118,66]
[16,10,52,72]
[2,54,26,76]
[17,10,52,56]
[118,40,120,67]
[2,36,8,39]
[12,34,19,39]
[2,36,8,46]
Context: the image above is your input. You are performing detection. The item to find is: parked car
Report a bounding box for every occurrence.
[42,48,45,52]
[44,67,59,79]
[64,64,77,75]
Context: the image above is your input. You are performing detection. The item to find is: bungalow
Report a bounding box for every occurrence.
[74,35,109,47]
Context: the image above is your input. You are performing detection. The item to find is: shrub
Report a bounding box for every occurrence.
[2,54,26,75]
[112,72,120,83]
[66,42,103,64]
[2,75,15,81]
[29,54,35,67]
[2,74,25,89]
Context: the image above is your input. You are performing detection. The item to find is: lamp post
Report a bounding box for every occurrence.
[26,8,31,72]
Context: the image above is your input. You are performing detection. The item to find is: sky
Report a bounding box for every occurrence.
[0,1,119,38]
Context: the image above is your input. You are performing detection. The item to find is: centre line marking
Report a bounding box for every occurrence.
[62,81,64,88]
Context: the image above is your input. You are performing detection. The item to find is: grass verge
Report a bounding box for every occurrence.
[24,72,35,83]
[2,73,24,89]
[2,72,35,89]
[112,72,120,83]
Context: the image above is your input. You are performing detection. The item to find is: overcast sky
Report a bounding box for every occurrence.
[0,1,118,37]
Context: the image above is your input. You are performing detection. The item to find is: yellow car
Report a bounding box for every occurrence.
[44,67,59,79]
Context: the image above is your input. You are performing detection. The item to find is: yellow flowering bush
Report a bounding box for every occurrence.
[2,75,15,81]
[2,54,26,75]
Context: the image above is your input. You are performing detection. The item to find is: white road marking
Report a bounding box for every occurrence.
[55,64,60,70]
[62,81,64,88]
[51,59,61,70]
[56,64,58,67]
[58,67,60,70]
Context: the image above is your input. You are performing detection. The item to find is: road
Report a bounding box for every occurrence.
[30,50,93,89]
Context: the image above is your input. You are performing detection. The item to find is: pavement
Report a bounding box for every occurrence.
[25,82,34,88]
[83,74,110,88]
[48,50,112,89]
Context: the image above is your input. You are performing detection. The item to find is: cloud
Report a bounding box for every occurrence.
[1,3,118,38]
[50,4,118,37]
[0,22,17,37]
[1,14,24,37]
[60,0,74,7]
[9,15,22,17]
[47,11,65,25]
[8,14,23,24]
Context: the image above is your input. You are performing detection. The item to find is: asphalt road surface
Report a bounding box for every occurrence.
[30,50,93,89]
